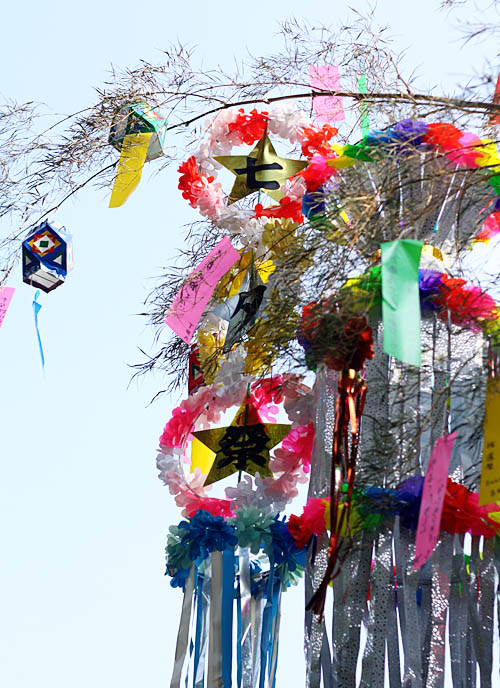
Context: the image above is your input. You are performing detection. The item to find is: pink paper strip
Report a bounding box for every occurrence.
[0,286,15,328]
[309,65,345,123]
[413,432,458,570]
[165,237,240,344]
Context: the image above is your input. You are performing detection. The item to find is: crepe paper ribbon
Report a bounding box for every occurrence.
[479,377,500,505]
[413,433,458,570]
[490,72,500,126]
[109,132,153,208]
[381,239,423,367]
[358,75,370,137]
[309,66,345,123]
[166,237,240,344]
[32,290,45,369]
[0,286,15,328]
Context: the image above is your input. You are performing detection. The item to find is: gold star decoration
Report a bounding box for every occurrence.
[192,400,290,485]
[214,134,308,204]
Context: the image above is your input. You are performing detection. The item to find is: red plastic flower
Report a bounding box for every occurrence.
[254,196,304,223]
[178,156,214,207]
[422,122,463,152]
[301,301,375,371]
[296,154,337,192]
[441,479,498,537]
[227,108,270,145]
[301,124,338,158]
[435,275,497,327]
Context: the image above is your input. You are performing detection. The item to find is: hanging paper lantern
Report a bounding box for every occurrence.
[22,220,73,292]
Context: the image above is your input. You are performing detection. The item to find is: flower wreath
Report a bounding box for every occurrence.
[177,104,338,244]
[156,374,315,517]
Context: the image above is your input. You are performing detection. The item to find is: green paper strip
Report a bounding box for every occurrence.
[381,239,423,367]
[358,74,370,137]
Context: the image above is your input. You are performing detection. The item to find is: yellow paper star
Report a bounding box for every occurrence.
[192,401,290,485]
[214,135,308,204]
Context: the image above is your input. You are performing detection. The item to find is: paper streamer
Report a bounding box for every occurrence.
[109,132,152,208]
[221,550,234,688]
[479,377,500,505]
[358,75,370,137]
[381,239,423,367]
[0,286,15,328]
[32,289,45,369]
[490,72,500,126]
[309,66,345,123]
[171,566,195,688]
[166,237,240,344]
[413,433,458,570]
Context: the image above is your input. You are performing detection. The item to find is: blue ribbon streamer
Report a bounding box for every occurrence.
[221,550,234,688]
[259,558,275,688]
[268,584,280,688]
[236,573,242,688]
[193,569,204,688]
[32,290,45,369]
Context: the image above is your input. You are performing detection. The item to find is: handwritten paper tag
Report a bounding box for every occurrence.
[0,286,15,328]
[166,237,240,344]
[309,65,345,123]
[479,377,500,504]
[413,432,457,570]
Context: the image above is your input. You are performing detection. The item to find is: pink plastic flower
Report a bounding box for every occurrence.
[282,422,315,471]
[474,211,500,243]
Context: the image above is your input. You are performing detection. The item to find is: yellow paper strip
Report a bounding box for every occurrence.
[479,377,500,505]
[109,132,152,208]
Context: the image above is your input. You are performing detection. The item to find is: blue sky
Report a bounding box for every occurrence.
[0,1,496,686]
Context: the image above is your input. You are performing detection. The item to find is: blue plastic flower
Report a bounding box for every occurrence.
[180,509,238,561]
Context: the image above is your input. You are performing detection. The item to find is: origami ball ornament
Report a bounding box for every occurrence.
[108,102,167,162]
[22,220,73,292]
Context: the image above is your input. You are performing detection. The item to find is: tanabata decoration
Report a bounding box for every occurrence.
[108,102,167,207]
[22,219,73,292]
[156,104,500,687]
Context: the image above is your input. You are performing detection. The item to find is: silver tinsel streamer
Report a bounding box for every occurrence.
[305,365,337,688]
[304,307,495,686]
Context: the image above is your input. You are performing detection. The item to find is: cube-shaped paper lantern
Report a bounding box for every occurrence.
[22,220,73,293]
[108,103,167,162]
